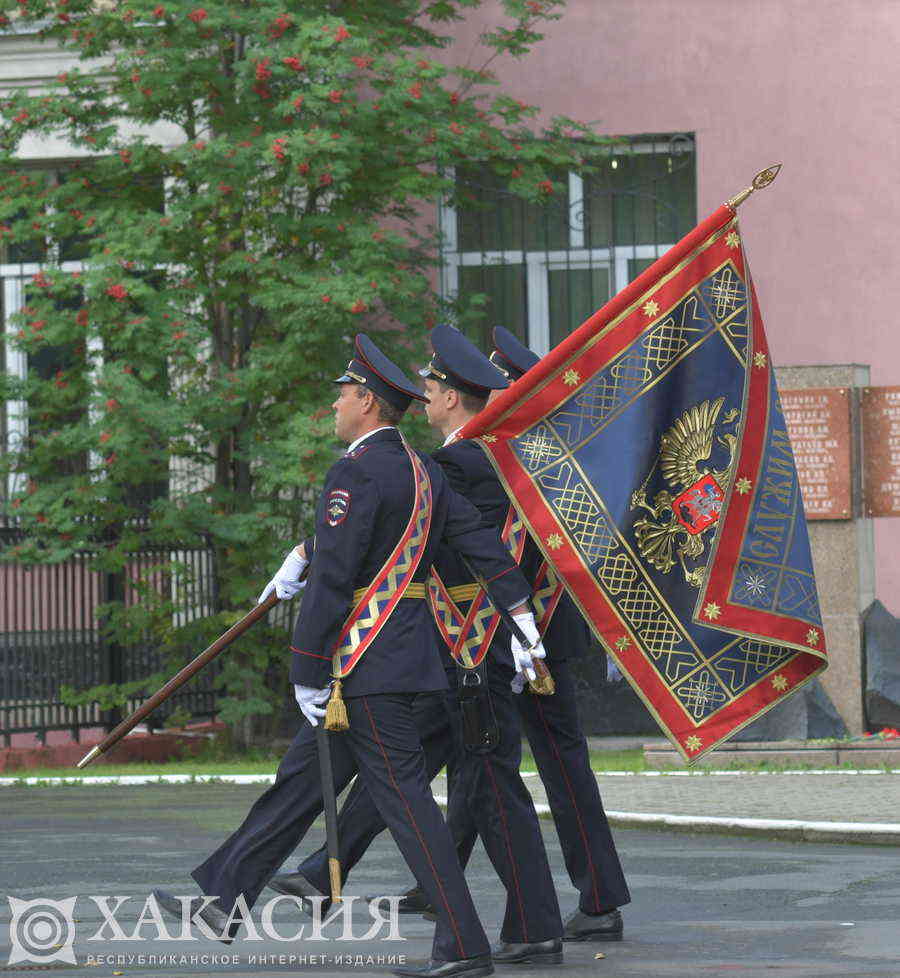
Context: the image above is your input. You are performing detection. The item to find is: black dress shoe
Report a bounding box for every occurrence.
[266,872,330,917]
[562,908,623,942]
[392,955,493,978]
[491,938,562,964]
[152,889,233,944]
[367,884,435,916]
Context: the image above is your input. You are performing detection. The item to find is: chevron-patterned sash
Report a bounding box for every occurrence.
[429,505,567,668]
[531,557,566,637]
[331,442,433,678]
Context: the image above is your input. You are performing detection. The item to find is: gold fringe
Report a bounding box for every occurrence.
[324,680,350,732]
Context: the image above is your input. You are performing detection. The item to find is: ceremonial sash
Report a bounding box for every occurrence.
[531,558,566,635]
[429,504,565,668]
[330,442,433,678]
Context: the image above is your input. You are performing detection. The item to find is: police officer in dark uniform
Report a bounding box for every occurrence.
[383,328,631,940]
[284,328,630,943]
[476,325,631,941]
[418,324,564,967]
[154,334,539,978]
[275,329,565,966]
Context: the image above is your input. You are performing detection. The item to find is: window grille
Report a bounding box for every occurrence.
[440,133,696,355]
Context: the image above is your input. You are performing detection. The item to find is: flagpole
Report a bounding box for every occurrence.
[726,164,782,210]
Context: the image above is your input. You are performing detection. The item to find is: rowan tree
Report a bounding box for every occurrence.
[0,0,605,742]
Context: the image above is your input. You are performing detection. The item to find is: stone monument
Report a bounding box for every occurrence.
[774,364,874,735]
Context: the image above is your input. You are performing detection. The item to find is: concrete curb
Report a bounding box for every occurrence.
[431,795,900,847]
[3,772,898,846]
[602,811,900,846]
[3,768,899,787]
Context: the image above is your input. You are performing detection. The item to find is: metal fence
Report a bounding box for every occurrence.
[0,528,223,745]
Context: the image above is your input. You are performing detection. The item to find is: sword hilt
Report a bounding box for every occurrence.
[528,655,555,696]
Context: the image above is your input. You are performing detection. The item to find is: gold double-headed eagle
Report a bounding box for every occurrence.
[630,397,739,588]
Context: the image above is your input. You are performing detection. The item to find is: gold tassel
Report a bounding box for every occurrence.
[528,659,555,696]
[324,679,350,732]
[528,673,555,696]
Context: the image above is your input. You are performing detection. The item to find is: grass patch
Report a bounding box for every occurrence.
[522,749,646,773]
[5,748,898,783]
[2,748,647,781]
[0,758,280,780]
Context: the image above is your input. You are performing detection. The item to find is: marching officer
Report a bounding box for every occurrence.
[275,327,565,966]
[417,323,564,966]
[155,334,544,978]
[454,325,631,941]
[285,327,630,943]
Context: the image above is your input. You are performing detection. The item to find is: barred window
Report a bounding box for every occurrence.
[440,133,696,355]
[1,167,166,502]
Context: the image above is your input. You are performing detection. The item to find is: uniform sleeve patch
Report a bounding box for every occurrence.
[326,488,351,526]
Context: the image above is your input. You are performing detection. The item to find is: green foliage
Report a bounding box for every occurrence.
[60,672,165,711]
[0,0,607,741]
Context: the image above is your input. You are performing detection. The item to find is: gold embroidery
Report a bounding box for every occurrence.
[704,265,744,322]
[677,670,728,717]
[517,425,565,471]
[631,398,740,587]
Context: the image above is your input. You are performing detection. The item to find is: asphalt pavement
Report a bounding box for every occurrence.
[2,782,900,977]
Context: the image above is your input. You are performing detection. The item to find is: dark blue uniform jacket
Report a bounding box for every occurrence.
[432,439,589,666]
[290,428,529,696]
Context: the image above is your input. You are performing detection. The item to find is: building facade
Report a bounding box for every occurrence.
[1,2,897,737]
[436,0,900,616]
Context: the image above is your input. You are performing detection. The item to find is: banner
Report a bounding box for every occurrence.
[461,204,827,759]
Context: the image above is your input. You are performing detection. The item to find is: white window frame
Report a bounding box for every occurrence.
[1,258,96,500]
[439,143,691,355]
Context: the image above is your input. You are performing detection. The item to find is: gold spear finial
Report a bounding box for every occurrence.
[726,164,782,210]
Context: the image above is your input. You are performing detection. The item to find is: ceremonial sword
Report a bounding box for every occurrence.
[460,555,555,695]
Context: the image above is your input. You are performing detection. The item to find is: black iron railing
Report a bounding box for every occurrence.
[0,527,223,745]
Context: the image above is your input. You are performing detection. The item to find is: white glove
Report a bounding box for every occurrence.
[607,656,623,682]
[509,610,546,683]
[258,548,308,603]
[294,684,331,727]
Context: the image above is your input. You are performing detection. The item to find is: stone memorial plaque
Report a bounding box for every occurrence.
[780,388,852,520]
[862,386,900,517]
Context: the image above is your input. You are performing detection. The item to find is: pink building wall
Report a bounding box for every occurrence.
[445,0,900,612]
